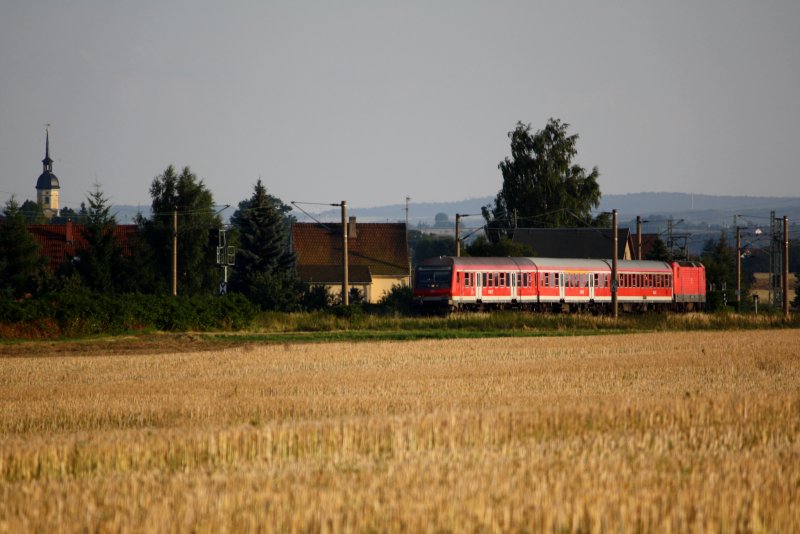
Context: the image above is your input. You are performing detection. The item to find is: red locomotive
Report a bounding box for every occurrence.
[414,256,705,313]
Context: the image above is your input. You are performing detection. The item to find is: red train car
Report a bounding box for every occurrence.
[414,256,705,313]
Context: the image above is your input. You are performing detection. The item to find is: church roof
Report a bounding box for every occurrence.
[36,128,59,190]
[36,171,60,190]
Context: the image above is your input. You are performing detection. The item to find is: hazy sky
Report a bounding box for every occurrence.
[2,1,799,213]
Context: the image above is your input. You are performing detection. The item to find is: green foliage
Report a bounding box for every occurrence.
[229,180,300,310]
[378,284,413,314]
[0,292,256,338]
[138,165,222,296]
[483,119,603,242]
[409,230,455,264]
[0,198,45,298]
[71,185,126,293]
[19,199,48,223]
[465,236,535,257]
[702,233,737,311]
[302,285,333,310]
[645,236,672,262]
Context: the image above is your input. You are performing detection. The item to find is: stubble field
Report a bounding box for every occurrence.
[1,330,799,532]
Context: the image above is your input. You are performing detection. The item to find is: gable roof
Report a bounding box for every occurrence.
[512,227,633,260]
[27,221,138,271]
[291,221,408,278]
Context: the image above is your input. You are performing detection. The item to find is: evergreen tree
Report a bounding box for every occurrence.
[483,119,604,242]
[645,236,672,262]
[0,197,43,297]
[702,233,736,311]
[229,179,302,310]
[138,165,221,296]
[20,199,47,223]
[73,185,125,293]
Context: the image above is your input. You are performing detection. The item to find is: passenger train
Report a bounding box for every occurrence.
[413,256,706,313]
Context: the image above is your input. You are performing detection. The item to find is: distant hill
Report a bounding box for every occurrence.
[294,192,800,227]
[110,192,800,231]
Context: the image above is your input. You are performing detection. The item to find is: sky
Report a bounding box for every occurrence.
[1,1,799,214]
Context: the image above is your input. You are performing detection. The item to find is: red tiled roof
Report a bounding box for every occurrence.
[27,222,138,271]
[291,222,408,277]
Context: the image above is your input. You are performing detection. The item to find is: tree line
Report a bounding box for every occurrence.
[2,118,797,316]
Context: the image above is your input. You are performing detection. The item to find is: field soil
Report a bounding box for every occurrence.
[1,330,798,532]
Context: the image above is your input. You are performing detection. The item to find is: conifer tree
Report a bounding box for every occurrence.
[138,165,221,296]
[73,185,124,293]
[0,197,43,297]
[229,179,301,310]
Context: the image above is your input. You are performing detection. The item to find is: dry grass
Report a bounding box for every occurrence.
[1,330,799,532]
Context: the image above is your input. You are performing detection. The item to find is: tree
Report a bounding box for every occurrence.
[229,179,301,310]
[19,199,47,224]
[702,233,737,311]
[0,197,43,297]
[465,236,535,257]
[434,212,451,228]
[483,119,603,243]
[408,230,455,264]
[138,165,221,296]
[72,185,125,293]
[645,236,672,262]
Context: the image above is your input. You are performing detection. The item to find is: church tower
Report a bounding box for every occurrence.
[36,127,60,216]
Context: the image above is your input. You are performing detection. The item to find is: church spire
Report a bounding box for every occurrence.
[42,126,53,173]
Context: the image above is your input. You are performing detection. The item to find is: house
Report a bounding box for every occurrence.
[512,228,634,260]
[291,218,409,303]
[27,219,138,271]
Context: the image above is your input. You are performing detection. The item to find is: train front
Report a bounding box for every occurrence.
[413,257,455,309]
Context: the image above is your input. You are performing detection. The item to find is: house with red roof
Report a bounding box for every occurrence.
[27,220,138,272]
[291,218,409,303]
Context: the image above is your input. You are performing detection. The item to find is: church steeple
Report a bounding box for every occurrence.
[42,127,53,173]
[36,126,60,215]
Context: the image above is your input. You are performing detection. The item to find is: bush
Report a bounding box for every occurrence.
[0,292,257,339]
[378,284,413,315]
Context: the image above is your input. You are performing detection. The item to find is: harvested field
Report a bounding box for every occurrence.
[1,330,799,532]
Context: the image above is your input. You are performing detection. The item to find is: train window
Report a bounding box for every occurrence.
[500,272,506,287]
[464,273,470,287]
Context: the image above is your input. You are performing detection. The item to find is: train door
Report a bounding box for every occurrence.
[558,272,565,301]
[476,271,482,301]
[589,272,595,301]
[511,272,517,302]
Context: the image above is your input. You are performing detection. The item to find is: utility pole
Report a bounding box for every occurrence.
[341,201,349,306]
[784,216,789,318]
[736,225,741,312]
[405,196,412,284]
[172,209,177,297]
[636,215,642,261]
[612,209,618,319]
[455,213,462,257]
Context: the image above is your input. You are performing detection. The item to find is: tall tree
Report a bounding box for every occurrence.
[73,185,125,293]
[702,233,737,310]
[138,165,221,296]
[229,179,301,310]
[0,197,43,298]
[645,236,672,262]
[483,119,604,242]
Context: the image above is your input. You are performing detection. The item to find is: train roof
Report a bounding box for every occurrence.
[417,256,674,272]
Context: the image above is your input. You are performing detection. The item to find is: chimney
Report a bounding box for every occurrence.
[65,219,73,243]
[348,216,357,239]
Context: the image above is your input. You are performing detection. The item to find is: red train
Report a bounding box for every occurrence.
[413,256,706,313]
